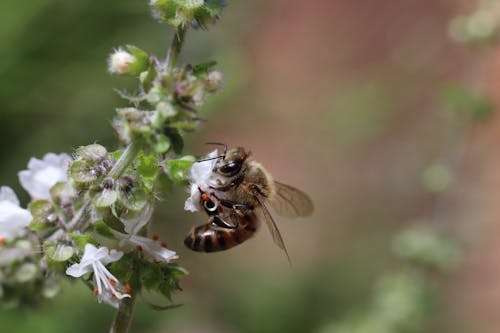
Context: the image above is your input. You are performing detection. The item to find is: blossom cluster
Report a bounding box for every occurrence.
[0,0,228,316]
[0,150,184,308]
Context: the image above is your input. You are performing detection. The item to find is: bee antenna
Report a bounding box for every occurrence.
[196,155,224,163]
[205,142,227,158]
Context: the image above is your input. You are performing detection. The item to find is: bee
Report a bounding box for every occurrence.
[184,144,313,262]
[184,189,259,252]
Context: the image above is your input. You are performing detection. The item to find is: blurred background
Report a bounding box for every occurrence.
[1,0,500,332]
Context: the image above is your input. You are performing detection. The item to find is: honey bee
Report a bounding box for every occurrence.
[184,189,259,252]
[184,144,313,262]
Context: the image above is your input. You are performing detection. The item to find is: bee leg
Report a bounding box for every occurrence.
[218,199,253,213]
[211,215,237,229]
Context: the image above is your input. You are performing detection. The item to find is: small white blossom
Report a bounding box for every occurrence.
[100,290,120,309]
[66,244,130,303]
[108,48,135,75]
[184,150,223,212]
[120,201,154,235]
[206,70,224,92]
[0,247,32,266]
[113,230,178,263]
[18,153,72,200]
[0,186,32,241]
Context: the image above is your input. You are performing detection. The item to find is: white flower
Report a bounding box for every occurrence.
[100,290,120,309]
[108,48,135,75]
[66,244,130,304]
[184,150,223,212]
[18,153,72,200]
[120,201,154,235]
[0,186,32,241]
[113,230,178,263]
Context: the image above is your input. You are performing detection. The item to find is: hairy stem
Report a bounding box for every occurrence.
[108,140,143,179]
[68,141,142,231]
[109,27,188,333]
[165,25,188,76]
[109,285,138,333]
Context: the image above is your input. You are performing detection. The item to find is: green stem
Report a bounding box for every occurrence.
[109,27,189,332]
[165,24,188,76]
[109,286,138,333]
[108,140,143,179]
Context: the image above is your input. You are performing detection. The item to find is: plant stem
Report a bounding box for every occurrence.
[108,140,143,179]
[109,286,138,333]
[109,27,188,332]
[69,141,142,231]
[165,25,188,76]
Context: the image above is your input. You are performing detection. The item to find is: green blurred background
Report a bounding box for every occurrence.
[1,0,497,332]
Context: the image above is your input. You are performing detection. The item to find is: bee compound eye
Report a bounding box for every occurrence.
[219,161,241,176]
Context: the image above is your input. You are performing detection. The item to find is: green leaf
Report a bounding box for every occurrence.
[136,153,159,180]
[109,253,135,283]
[193,0,225,28]
[164,127,184,155]
[140,66,157,93]
[69,233,97,251]
[126,45,149,76]
[140,261,163,290]
[109,150,123,161]
[154,134,171,154]
[93,220,117,239]
[166,156,195,183]
[169,121,199,132]
[192,61,217,76]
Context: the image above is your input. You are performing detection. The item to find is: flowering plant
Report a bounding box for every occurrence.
[0,1,226,332]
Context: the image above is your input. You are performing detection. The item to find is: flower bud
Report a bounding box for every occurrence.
[108,46,149,76]
[206,69,224,92]
[108,49,135,75]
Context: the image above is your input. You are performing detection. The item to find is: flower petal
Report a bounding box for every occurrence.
[0,200,32,240]
[0,186,20,205]
[18,153,72,200]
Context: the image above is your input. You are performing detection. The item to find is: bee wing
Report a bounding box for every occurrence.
[254,193,292,265]
[270,181,314,218]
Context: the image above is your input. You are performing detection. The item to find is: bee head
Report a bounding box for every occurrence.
[215,147,249,177]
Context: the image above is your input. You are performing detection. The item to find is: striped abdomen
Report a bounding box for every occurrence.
[184,211,259,252]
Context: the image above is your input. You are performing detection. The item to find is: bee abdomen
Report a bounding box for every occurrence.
[184,219,258,253]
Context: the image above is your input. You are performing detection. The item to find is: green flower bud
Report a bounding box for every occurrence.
[151,0,204,27]
[69,160,101,184]
[108,46,149,76]
[117,175,150,211]
[28,200,56,231]
[90,178,118,208]
[206,69,224,92]
[50,244,75,262]
[75,144,108,162]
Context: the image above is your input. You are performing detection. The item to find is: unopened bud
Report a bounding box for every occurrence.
[206,70,224,92]
[108,49,135,75]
